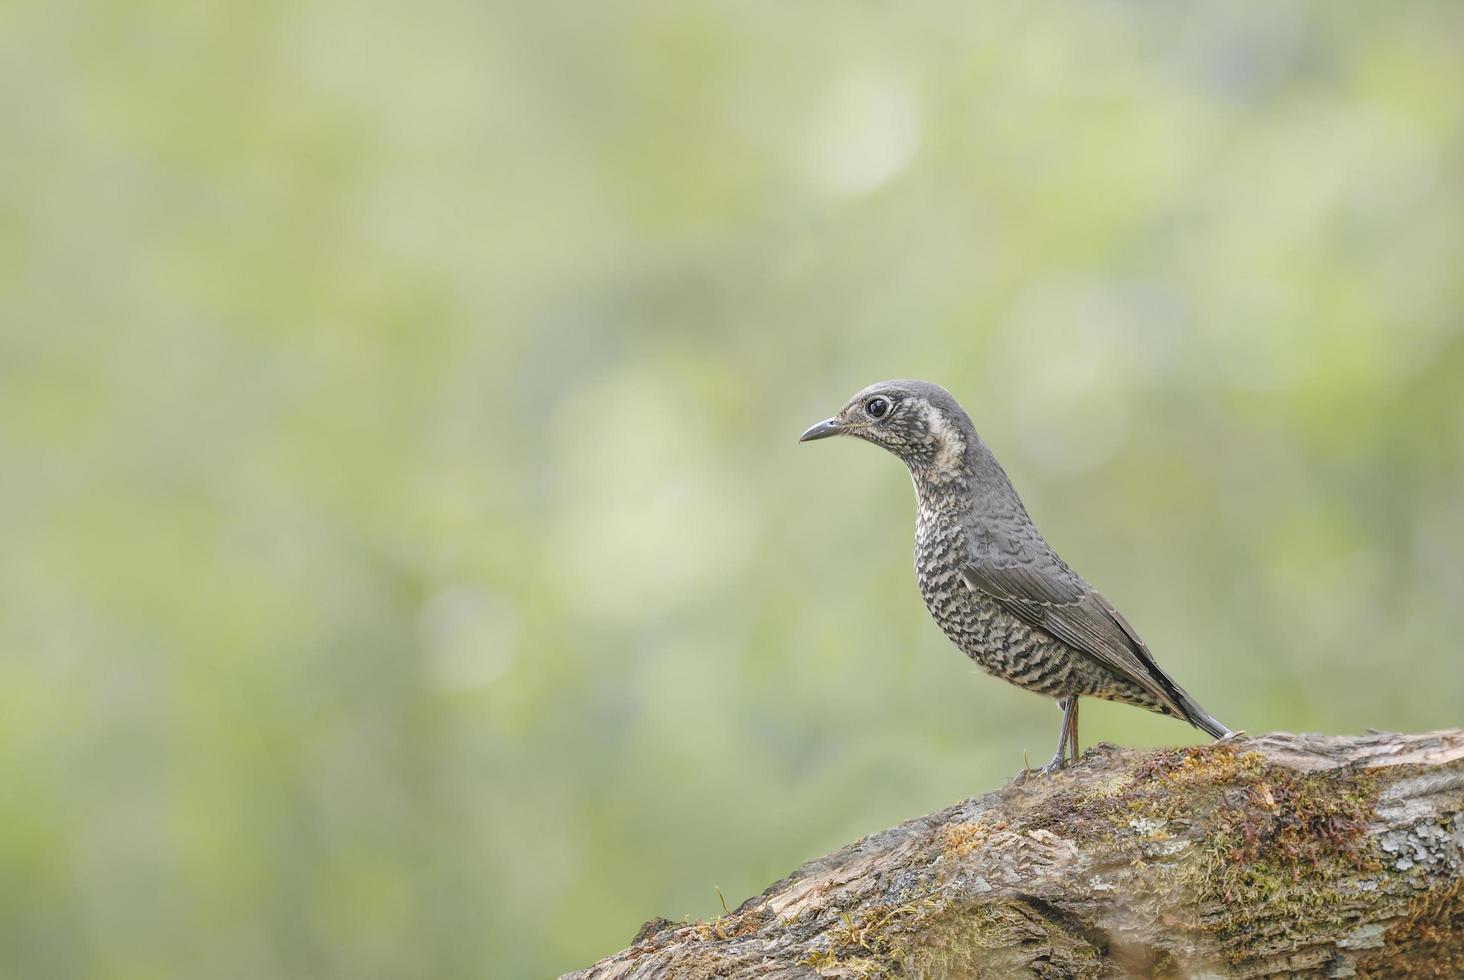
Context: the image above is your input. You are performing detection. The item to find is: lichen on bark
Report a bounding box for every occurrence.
[565,730,1464,979]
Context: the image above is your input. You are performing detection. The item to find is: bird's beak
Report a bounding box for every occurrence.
[798,417,844,443]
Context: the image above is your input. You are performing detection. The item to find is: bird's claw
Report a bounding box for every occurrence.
[1012,755,1069,784]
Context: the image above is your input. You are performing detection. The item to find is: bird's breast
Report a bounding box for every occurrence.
[913,508,1027,660]
[913,509,974,621]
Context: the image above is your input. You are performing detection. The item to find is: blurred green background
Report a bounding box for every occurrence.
[4,2,1463,977]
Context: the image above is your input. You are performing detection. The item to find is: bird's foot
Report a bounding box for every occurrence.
[1012,752,1069,784]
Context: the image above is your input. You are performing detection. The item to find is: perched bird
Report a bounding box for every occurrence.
[799,380,1230,775]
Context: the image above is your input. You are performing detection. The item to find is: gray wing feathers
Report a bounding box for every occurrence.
[959,544,1228,736]
[957,561,1179,709]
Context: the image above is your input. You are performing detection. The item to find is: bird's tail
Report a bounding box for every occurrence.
[1176,689,1231,740]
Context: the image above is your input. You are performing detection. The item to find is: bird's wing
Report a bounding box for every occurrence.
[959,547,1188,718]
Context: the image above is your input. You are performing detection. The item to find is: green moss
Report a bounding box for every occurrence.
[903,900,1103,978]
[1147,947,1181,977]
[939,817,1002,858]
[810,744,1391,975]
[690,905,765,942]
[797,896,945,978]
[1357,877,1464,978]
[986,743,1382,957]
[1088,743,1382,954]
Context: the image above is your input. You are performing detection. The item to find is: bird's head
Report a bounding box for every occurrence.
[798,379,974,475]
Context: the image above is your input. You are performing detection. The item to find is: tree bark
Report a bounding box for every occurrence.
[564,730,1464,979]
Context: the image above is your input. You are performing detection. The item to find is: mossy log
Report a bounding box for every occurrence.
[565,730,1464,979]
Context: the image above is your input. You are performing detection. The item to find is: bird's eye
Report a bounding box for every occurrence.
[865,397,891,420]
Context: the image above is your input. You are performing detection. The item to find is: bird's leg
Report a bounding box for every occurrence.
[1038,699,1076,775]
[1067,697,1081,765]
[1015,699,1082,782]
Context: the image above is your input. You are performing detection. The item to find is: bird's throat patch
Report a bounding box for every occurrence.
[927,405,966,473]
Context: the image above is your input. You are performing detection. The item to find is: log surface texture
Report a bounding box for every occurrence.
[565,730,1464,979]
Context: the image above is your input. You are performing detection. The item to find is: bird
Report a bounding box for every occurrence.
[799,379,1230,776]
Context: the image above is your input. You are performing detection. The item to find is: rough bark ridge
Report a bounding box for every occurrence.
[566,730,1464,978]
